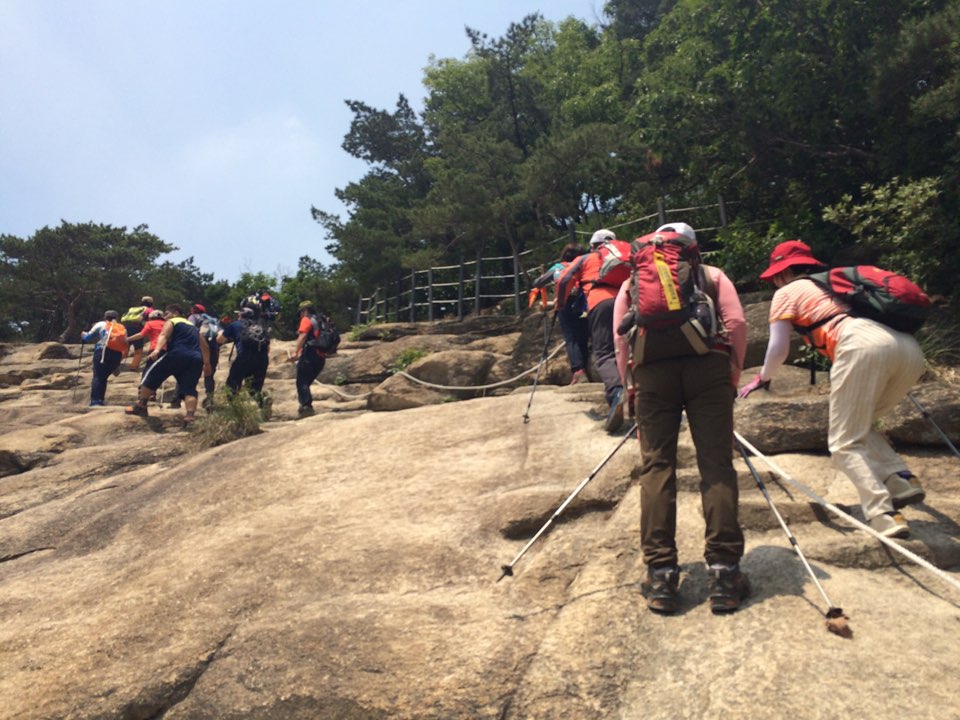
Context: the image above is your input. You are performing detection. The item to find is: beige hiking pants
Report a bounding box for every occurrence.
[828,317,927,520]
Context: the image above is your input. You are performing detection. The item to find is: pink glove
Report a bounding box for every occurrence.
[737,374,770,400]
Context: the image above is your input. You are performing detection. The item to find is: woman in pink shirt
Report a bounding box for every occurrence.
[612,222,749,615]
[738,240,927,539]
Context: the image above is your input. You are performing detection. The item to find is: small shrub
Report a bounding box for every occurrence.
[917,311,960,368]
[191,388,263,448]
[390,348,429,373]
[792,343,831,373]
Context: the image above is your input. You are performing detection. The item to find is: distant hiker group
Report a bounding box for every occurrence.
[79,289,340,424]
[528,222,934,616]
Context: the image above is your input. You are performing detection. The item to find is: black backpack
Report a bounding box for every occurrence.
[241,291,281,321]
[238,318,270,353]
[305,315,341,354]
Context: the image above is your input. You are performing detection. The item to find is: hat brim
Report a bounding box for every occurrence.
[759,255,825,281]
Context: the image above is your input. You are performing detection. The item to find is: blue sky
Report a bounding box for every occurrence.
[0,1,601,283]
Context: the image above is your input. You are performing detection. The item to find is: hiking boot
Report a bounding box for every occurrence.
[569,369,587,385]
[124,403,149,417]
[868,511,910,539]
[168,398,182,410]
[640,566,680,614]
[885,472,925,509]
[297,405,315,418]
[707,565,750,615]
[183,413,196,427]
[604,388,624,433]
[111,365,122,377]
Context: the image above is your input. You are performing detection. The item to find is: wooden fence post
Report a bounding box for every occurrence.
[718,194,728,228]
[427,268,435,322]
[457,254,465,322]
[474,249,482,316]
[657,198,666,226]
[409,271,416,323]
[513,255,520,317]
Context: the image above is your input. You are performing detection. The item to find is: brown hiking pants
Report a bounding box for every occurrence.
[632,350,744,569]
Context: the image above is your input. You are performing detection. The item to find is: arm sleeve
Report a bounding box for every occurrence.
[759,320,792,381]
[613,280,631,384]
[555,256,584,307]
[711,268,747,387]
[531,267,555,289]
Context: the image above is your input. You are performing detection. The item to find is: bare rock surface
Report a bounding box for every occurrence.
[0,335,959,720]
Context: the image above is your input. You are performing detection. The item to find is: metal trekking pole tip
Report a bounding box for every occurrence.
[825,607,852,639]
[497,565,514,582]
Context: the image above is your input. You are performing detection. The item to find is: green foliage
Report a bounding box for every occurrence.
[792,343,832,374]
[191,387,263,448]
[712,222,783,286]
[389,348,430,373]
[822,176,957,296]
[0,221,175,342]
[916,309,960,367]
[275,256,357,338]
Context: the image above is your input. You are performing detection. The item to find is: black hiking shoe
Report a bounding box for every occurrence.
[707,566,750,614]
[124,403,149,418]
[604,388,624,434]
[640,566,680,614]
[168,398,182,409]
[297,405,315,418]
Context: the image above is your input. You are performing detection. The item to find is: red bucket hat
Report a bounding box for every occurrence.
[759,240,826,281]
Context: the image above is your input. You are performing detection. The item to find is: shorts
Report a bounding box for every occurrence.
[140,351,203,397]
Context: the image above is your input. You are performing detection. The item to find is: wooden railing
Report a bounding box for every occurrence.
[356,196,739,325]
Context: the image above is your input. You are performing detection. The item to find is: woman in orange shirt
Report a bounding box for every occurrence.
[739,240,927,539]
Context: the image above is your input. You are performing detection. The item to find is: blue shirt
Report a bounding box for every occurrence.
[81,321,111,350]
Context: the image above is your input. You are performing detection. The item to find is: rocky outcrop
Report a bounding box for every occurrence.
[0,322,959,720]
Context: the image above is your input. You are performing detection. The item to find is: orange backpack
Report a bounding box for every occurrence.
[105,321,128,353]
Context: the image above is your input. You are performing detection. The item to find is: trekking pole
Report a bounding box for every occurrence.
[522,312,558,424]
[907,392,960,459]
[735,430,960,597]
[498,422,637,581]
[72,343,84,403]
[735,438,851,638]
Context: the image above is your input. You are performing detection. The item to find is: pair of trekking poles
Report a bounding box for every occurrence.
[501,402,960,635]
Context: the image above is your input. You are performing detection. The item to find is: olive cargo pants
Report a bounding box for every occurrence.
[632,351,745,569]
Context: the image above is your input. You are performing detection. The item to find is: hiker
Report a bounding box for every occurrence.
[80,310,127,406]
[121,296,155,372]
[531,243,590,384]
[126,304,210,423]
[737,240,927,539]
[126,309,166,398]
[290,301,332,418]
[169,304,221,409]
[613,222,748,615]
[218,306,270,403]
[556,229,633,430]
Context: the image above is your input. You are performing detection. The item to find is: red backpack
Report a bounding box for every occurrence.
[800,266,931,335]
[617,230,721,365]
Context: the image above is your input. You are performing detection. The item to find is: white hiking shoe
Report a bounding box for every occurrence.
[884,472,925,509]
[868,511,910,539]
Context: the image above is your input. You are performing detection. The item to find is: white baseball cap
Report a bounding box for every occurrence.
[656,222,696,242]
[590,229,616,245]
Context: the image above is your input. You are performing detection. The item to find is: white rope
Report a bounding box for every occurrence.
[735,431,960,595]
[311,341,568,396]
[313,381,371,400]
[396,342,567,391]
